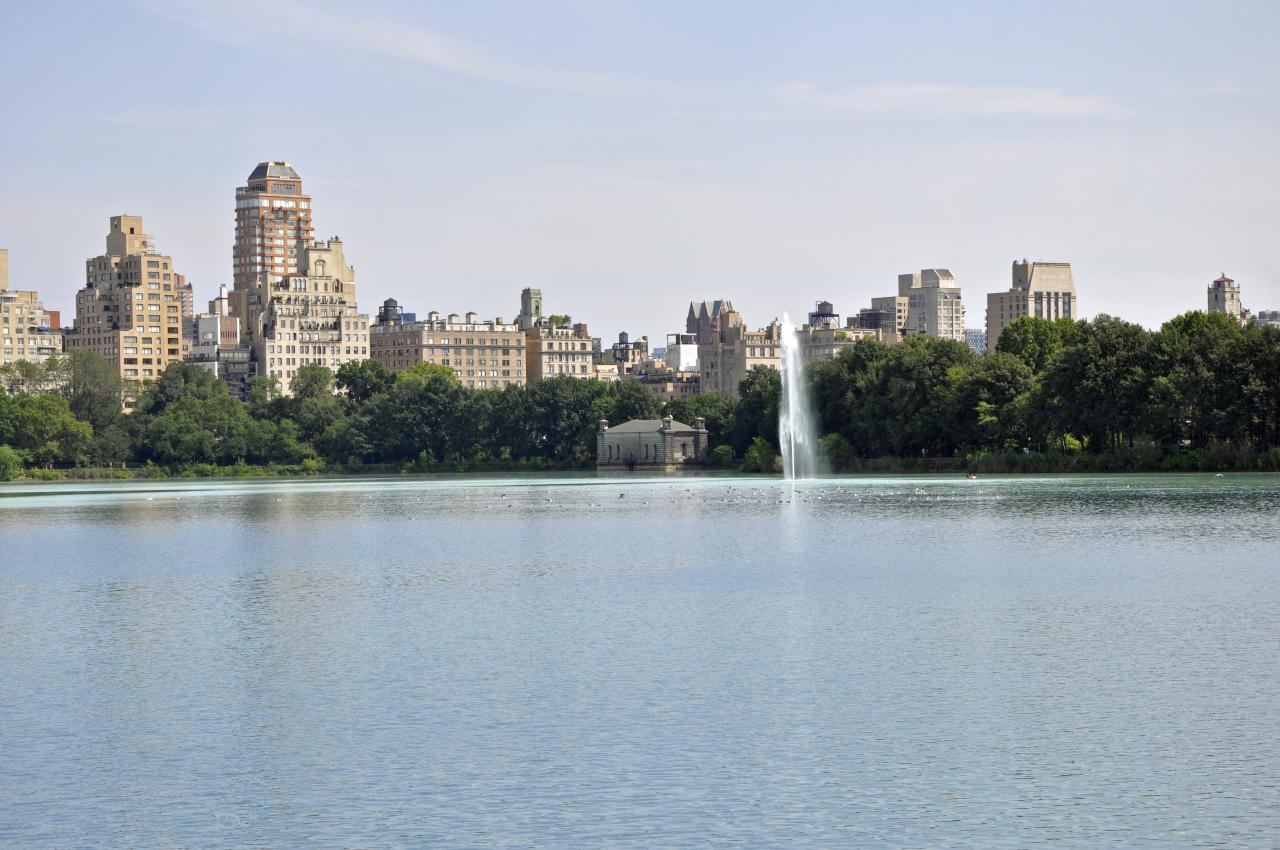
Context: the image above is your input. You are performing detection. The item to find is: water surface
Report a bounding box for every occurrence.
[2,474,1278,848]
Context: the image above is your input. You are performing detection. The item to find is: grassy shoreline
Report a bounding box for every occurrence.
[7,447,1280,482]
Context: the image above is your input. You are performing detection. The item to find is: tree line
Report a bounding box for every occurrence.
[2,311,1279,479]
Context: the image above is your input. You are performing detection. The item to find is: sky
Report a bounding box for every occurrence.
[2,0,1279,341]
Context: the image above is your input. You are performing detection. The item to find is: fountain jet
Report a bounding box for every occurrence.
[779,312,821,479]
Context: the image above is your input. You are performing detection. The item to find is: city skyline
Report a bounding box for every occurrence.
[2,1,1279,339]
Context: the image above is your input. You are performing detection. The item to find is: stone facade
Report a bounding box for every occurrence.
[65,216,193,389]
[698,312,781,397]
[901,269,966,341]
[0,248,63,366]
[686,299,734,345]
[596,416,709,471]
[254,238,370,392]
[1207,273,1245,322]
[371,309,527,389]
[985,259,1078,348]
[526,323,595,380]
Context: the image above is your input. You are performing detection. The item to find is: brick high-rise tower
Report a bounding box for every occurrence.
[231,162,314,343]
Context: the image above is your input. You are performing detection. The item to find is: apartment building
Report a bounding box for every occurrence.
[371,306,527,389]
[686,299,734,345]
[0,248,63,365]
[65,216,193,384]
[230,161,315,346]
[985,259,1078,347]
[517,287,595,380]
[901,269,966,341]
[188,285,255,400]
[527,323,595,380]
[698,312,782,397]
[255,237,370,392]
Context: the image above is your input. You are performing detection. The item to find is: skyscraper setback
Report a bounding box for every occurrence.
[66,215,193,391]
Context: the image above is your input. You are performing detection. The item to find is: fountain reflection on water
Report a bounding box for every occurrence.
[779,311,822,480]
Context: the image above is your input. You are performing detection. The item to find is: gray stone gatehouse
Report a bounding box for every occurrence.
[596,416,709,471]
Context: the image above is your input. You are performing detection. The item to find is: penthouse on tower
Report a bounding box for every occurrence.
[230,161,369,393]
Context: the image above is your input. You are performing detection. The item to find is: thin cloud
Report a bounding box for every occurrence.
[772,81,1126,119]
[134,0,638,95]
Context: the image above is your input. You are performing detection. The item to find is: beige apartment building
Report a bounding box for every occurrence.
[527,324,595,380]
[698,312,782,396]
[65,216,193,383]
[0,249,64,366]
[699,307,880,398]
[1207,273,1245,322]
[255,237,369,392]
[516,287,595,380]
[371,305,527,389]
[985,259,1078,348]
[636,369,700,402]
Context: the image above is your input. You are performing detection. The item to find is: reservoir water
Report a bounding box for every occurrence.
[2,474,1278,848]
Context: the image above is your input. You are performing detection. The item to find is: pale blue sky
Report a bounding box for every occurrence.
[2,0,1278,339]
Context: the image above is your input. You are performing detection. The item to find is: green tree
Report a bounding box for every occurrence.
[663,393,738,449]
[355,363,464,463]
[742,435,780,473]
[729,366,781,455]
[0,360,51,396]
[0,445,20,480]
[995,317,1078,373]
[946,352,1035,451]
[61,350,126,432]
[335,359,394,406]
[135,362,225,415]
[3,393,93,466]
[603,380,662,424]
[290,364,335,401]
[1039,315,1152,452]
[1149,311,1244,448]
[247,375,283,419]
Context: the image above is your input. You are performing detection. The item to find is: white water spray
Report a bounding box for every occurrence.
[779,312,820,479]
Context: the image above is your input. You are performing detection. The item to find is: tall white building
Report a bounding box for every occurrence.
[901,269,966,341]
